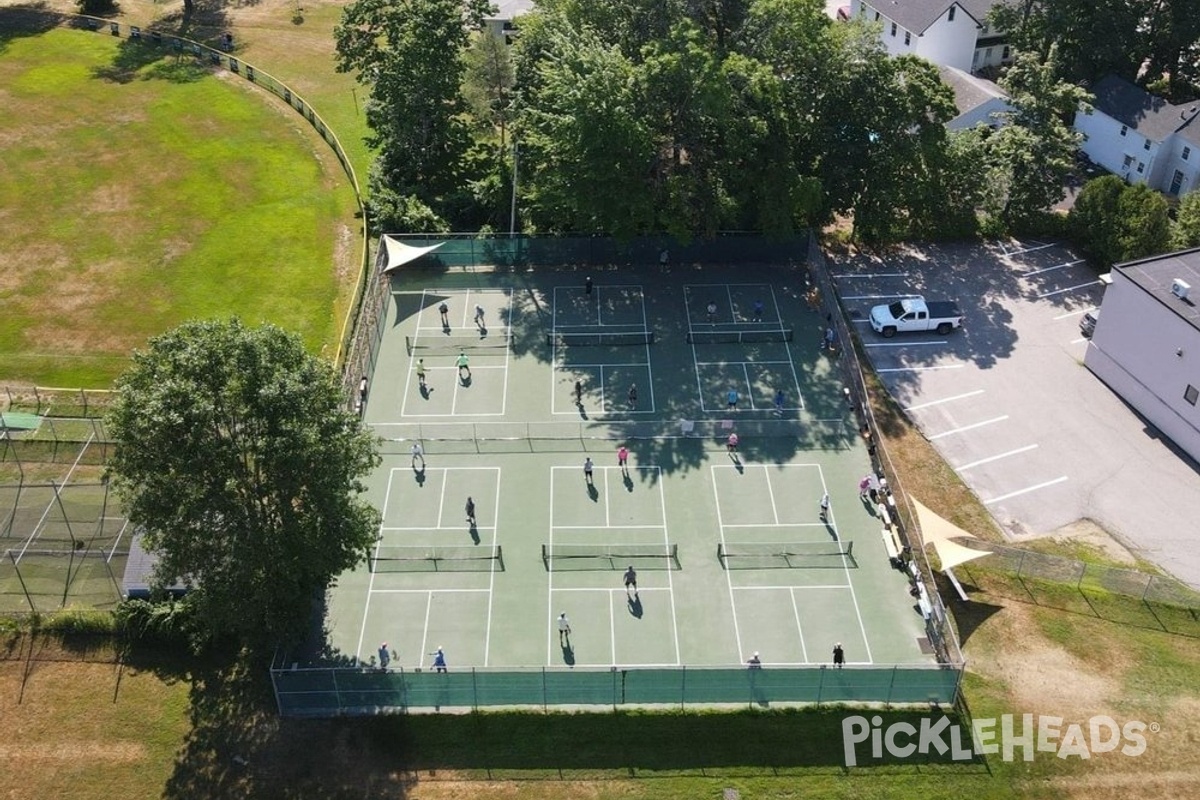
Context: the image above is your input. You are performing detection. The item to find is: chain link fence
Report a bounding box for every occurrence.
[956,540,1200,637]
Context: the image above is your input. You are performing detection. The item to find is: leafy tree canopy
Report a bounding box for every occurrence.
[106,319,381,649]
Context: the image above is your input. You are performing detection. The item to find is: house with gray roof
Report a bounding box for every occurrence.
[484,0,535,44]
[1085,247,1200,463]
[938,65,1011,130]
[1074,74,1200,197]
[848,0,1011,73]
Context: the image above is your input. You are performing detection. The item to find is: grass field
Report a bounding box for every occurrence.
[0,16,358,387]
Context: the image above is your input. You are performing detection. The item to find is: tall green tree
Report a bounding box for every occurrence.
[1172,189,1200,250]
[983,46,1092,227]
[335,0,491,226]
[991,0,1147,84]
[1070,176,1170,264]
[106,319,381,649]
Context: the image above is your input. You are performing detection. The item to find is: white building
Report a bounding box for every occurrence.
[1085,248,1200,463]
[484,0,536,44]
[849,0,1012,73]
[1074,75,1200,197]
[938,65,1011,130]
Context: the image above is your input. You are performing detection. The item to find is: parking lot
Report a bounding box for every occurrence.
[832,240,1200,589]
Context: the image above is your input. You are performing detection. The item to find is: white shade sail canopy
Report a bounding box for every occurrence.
[381,236,445,273]
[909,495,992,571]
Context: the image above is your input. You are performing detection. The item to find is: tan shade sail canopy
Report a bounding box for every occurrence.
[909,495,992,571]
[381,236,445,273]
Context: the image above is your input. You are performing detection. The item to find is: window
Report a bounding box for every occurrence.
[1002,46,1010,60]
[1144,140,1152,151]
[1137,162,1145,174]
[891,22,897,36]
[948,6,956,21]
[1170,169,1184,194]
[1186,385,1199,406]
[1120,125,1128,136]
[985,47,993,60]
[905,31,911,45]
[1123,155,1135,169]
[1185,147,1192,161]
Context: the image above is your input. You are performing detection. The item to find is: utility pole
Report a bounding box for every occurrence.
[509,139,519,236]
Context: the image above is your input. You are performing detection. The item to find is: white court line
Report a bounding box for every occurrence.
[1038,280,1100,299]
[726,284,737,320]
[710,465,745,663]
[956,444,1038,471]
[484,467,501,666]
[741,363,755,409]
[354,472,396,663]
[435,473,448,528]
[928,416,1009,440]
[552,586,673,593]
[371,588,491,594]
[695,359,793,367]
[733,584,852,590]
[984,476,1069,505]
[763,465,781,524]
[829,273,908,279]
[547,467,556,664]
[1022,259,1086,277]
[864,341,949,348]
[658,468,681,665]
[721,522,827,528]
[903,390,984,411]
[418,592,434,669]
[500,290,513,417]
[1054,307,1096,320]
[877,364,964,373]
[818,464,873,664]
[770,284,807,411]
[380,525,496,532]
[552,524,664,530]
[610,591,617,664]
[640,290,657,413]
[790,589,810,663]
[603,468,611,527]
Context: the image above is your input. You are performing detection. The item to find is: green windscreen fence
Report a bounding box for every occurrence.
[271,665,962,716]
[383,233,807,269]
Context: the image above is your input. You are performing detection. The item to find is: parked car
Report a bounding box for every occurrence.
[869,296,964,337]
[1080,309,1099,338]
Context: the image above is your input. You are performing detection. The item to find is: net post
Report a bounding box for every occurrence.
[541,544,549,568]
[846,540,854,558]
[496,544,504,571]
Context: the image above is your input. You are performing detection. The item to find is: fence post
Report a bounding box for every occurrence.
[9,550,38,614]
[541,667,547,713]
[472,667,478,711]
[886,665,897,709]
[332,666,342,714]
[816,665,823,707]
[680,665,686,711]
[270,667,284,715]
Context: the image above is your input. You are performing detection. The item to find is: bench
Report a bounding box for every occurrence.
[881,527,905,569]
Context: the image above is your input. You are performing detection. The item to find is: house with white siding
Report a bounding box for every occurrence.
[848,0,1012,73]
[484,0,535,44]
[1085,248,1200,464]
[1074,75,1200,197]
[938,65,1011,130]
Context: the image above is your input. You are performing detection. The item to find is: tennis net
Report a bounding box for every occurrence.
[717,541,854,569]
[547,331,655,347]
[405,334,510,355]
[369,544,504,573]
[687,328,794,344]
[541,543,679,570]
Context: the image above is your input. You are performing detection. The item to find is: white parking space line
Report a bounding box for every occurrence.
[903,390,984,411]
[1038,280,1101,299]
[928,416,1009,440]
[877,364,965,373]
[864,341,950,348]
[956,444,1039,471]
[1002,242,1054,257]
[841,294,918,301]
[984,476,1069,504]
[1022,259,1086,277]
[830,272,909,279]
[1054,306,1097,320]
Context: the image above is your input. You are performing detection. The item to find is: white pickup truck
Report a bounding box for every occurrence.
[869,296,964,337]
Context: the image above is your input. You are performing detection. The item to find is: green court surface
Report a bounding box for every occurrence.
[316,264,939,708]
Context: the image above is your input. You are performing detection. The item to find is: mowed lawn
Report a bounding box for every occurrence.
[0,27,356,387]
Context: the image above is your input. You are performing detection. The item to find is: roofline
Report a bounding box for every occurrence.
[861,0,984,35]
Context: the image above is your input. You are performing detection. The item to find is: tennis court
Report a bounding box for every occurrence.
[305,260,951,712]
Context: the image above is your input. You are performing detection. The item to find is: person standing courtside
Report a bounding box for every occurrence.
[624,565,638,598]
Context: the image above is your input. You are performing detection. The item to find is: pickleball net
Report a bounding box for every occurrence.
[369,544,504,573]
[686,328,794,344]
[405,334,511,355]
[541,542,679,571]
[717,540,854,569]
